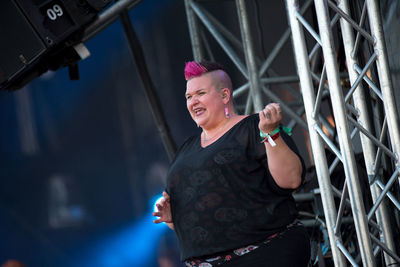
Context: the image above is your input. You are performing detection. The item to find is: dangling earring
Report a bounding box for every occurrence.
[225,106,230,118]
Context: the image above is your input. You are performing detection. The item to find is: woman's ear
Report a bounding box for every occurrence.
[221,88,230,103]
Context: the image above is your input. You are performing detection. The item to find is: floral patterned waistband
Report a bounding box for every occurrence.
[184,221,301,267]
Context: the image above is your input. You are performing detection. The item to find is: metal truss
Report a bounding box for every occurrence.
[186,0,400,266]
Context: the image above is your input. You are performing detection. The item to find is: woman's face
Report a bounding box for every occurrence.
[185,72,225,128]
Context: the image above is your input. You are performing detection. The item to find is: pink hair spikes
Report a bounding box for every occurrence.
[184,61,208,80]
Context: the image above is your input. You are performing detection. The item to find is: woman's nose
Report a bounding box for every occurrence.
[190,95,199,104]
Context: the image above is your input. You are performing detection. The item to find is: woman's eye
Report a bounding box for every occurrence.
[186,95,192,100]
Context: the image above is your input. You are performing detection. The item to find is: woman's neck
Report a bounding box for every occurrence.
[202,117,231,143]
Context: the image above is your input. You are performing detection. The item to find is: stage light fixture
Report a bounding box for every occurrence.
[0,0,111,91]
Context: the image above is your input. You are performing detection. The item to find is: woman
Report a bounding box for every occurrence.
[153,61,310,266]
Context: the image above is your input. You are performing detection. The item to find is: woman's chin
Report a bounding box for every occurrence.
[194,118,205,127]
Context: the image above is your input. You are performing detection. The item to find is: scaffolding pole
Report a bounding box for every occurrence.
[285,0,346,265]
[313,0,375,265]
[337,0,397,265]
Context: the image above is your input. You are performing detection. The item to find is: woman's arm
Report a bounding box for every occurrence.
[259,103,302,189]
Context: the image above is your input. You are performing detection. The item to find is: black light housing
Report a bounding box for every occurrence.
[0,0,111,91]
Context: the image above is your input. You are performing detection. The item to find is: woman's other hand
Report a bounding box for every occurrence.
[152,191,173,225]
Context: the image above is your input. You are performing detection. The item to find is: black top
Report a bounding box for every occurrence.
[166,114,304,261]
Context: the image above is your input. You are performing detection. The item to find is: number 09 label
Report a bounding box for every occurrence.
[41,1,74,39]
[46,4,63,20]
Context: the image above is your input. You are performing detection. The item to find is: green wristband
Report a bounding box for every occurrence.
[281,126,292,136]
[259,125,292,138]
[260,125,280,138]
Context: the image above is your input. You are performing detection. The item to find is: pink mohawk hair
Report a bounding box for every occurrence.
[184,61,225,80]
[184,62,207,80]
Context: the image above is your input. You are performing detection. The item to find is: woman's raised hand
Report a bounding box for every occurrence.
[258,103,282,133]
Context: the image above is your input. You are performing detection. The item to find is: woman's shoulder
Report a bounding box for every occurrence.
[178,134,200,152]
[247,113,260,122]
[223,114,259,135]
[234,113,259,127]
[170,134,199,162]
[180,134,198,148]
[232,113,258,123]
